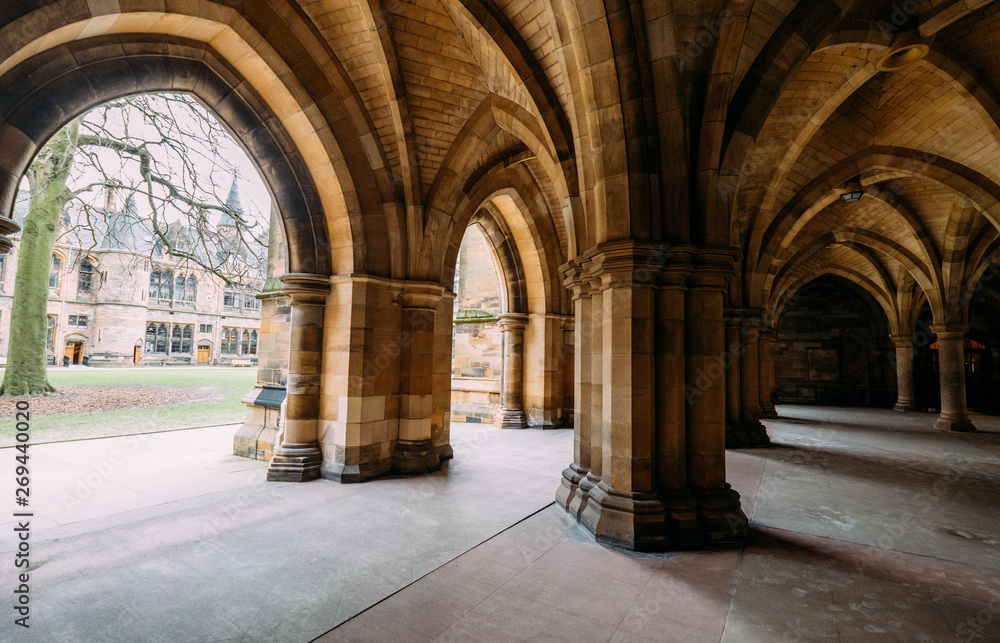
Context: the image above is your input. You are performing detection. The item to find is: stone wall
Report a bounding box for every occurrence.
[774,277,896,407]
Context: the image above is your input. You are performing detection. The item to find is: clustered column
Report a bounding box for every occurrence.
[555,243,749,550]
[930,324,977,432]
[891,334,918,412]
[723,310,770,448]
[394,283,444,473]
[556,268,592,515]
[266,273,329,482]
[494,313,529,429]
[757,329,778,419]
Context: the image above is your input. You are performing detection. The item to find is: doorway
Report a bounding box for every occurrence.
[65,341,82,365]
[197,345,211,364]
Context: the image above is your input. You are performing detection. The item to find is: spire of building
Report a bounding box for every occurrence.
[221,171,243,228]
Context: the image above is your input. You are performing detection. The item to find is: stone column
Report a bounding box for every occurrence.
[582,271,604,507]
[557,266,591,516]
[494,313,529,428]
[891,334,918,412]
[758,329,778,418]
[738,313,769,447]
[580,244,667,551]
[723,314,745,446]
[685,251,748,544]
[656,253,701,546]
[930,324,977,432]
[394,283,444,473]
[266,273,329,482]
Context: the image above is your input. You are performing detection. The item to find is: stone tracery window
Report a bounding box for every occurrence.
[241,330,250,355]
[49,255,61,289]
[249,330,258,356]
[46,316,55,350]
[181,325,193,353]
[145,323,156,353]
[156,324,168,353]
[78,258,94,293]
[171,325,182,353]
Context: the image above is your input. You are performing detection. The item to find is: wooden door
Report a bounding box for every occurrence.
[197,345,210,363]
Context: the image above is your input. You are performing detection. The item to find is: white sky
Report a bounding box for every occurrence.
[20,92,271,231]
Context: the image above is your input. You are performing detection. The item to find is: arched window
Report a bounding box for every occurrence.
[49,255,61,289]
[159,271,172,301]
[78,258,94,293]
[249,330,258,355]
[0,254,6,284]
[241,330,250,355]
[175,274,185,302]
[222,328,238,354]
[145,323,157,353]
[156,324,168,353]
[149,271,161,297]
[224,284,239,308]
[171,325,182,353]
[185,275,197,303]
[46,316,55,350]
[181,325,193,353]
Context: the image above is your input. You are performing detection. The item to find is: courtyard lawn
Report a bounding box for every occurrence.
[0,367,257,446]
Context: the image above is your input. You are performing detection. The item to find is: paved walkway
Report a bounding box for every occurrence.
[326,407,1000,642]
[0,421,572,642]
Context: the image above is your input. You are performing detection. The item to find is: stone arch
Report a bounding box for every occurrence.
[0,0,408,277]
[467,209,528,315]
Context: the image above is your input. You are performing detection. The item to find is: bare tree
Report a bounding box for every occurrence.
[1,93,268,396]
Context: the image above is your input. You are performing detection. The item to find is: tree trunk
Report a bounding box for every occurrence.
[1,123,78,396]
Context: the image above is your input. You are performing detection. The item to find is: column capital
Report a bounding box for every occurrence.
[929,323,971,339]
[496,312,529,331]
[279,273,331,303]
[399,280,446,309]
[687,247,740,291]
[889,334,914,348]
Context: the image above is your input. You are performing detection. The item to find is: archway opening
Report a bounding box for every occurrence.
[450,225,506,425]
[774,276,895,407]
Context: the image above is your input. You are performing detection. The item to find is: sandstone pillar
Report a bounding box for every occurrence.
[494,313,529,428]
[656,254,701,546]
[733,311,769,447]
[393,283,443,473]
[580,245,666,550]
[930,324,976,432]
[582,271,605,508]
[891,334,919,412]
[685,252,748,543]
[556,266,591,516]
[758,329,778,418]
[723,314,744,446]
[266,273,329,482]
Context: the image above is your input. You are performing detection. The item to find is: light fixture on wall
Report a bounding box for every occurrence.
[839,178,864,203]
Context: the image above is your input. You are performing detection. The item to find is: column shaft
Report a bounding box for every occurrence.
[685,254,748,544]
[393,284,443,473]
[931,325,976,432]
[267,274,329,482]
[494,313,528,428]
[557,275,591,516]
[891,335,918,412]
[758,330,778,418]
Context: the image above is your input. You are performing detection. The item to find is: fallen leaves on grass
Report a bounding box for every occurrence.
[0,385,217,417]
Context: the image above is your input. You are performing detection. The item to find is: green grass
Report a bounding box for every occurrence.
[0,367,258,446]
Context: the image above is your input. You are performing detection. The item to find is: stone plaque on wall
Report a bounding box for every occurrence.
[808,348,839,381]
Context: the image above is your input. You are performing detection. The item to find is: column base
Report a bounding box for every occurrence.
[579,482,668,551]
[725,422,771,448]
[266,442,322,482]
[660,489,703,547]
[436,443,454,460]
[555,464,589,517]
[893,399,920,412]
[392,439,442,474]
[494,407,527,429]
[760,404,778,419]
[933,414,977,432]
[693,485,749,544]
